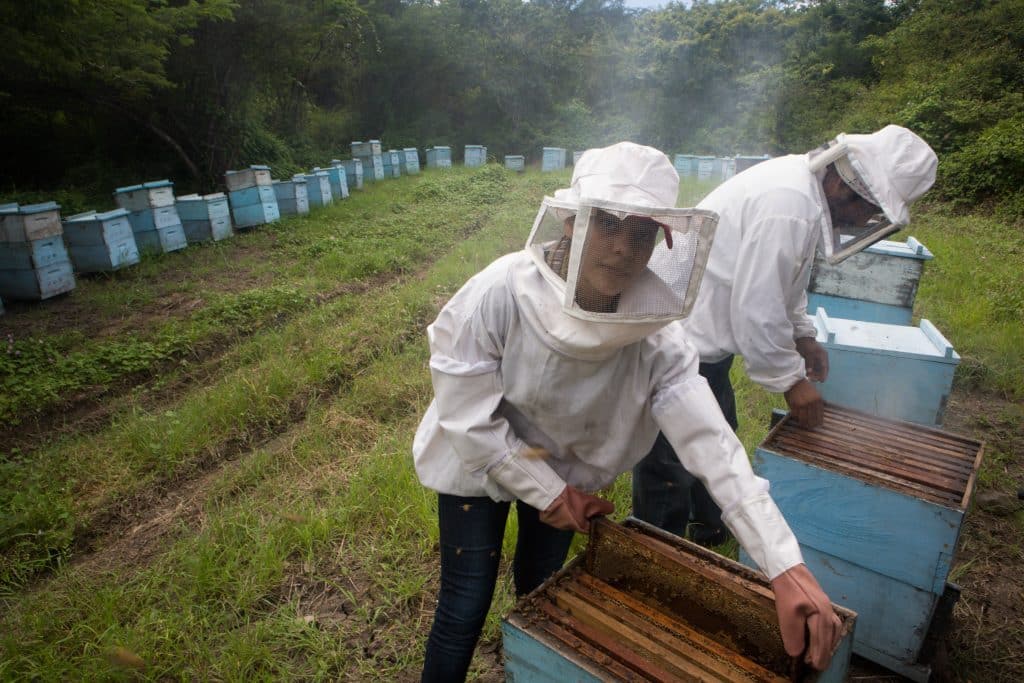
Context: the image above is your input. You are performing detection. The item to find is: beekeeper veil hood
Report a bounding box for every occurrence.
[808,124,937,264]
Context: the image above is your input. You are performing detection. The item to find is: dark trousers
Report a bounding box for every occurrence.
[632,355,739,543]
[421,493,574,683]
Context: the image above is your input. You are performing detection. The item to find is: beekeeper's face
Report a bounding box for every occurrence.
[571,210,659,311]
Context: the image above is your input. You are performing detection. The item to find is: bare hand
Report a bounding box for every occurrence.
[795,337,829,382]
[784,378,824,428]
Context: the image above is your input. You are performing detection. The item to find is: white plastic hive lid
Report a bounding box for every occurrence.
[813,308,959,363]
[862,236,934,260]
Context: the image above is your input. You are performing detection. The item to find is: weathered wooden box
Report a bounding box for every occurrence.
[741,406,983,682]
[807,237,933,325]
[0,202,63,242]
[541,147,566,172]
[176,193,233,242]
[341,159,364,189]
[464,144,486,168]
[696,156,715,181]
[0,235,70,271]
[426,146,452,169]
[113,180,176,212]
[812,307,958,426]
[400,148,420,175]
[504,155,525,172]
[272,177,310,216]
[224,165,272,192]
[303,171,333,208]
[673,154,696,177]
[350,140,382,158]
[505,518,856,683]
[62,209,140,272]
[0,260,75,300]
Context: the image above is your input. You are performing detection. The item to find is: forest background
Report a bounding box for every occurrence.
[1,0,1022,221]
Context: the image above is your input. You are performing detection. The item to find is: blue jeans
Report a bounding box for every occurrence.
[632,355,738,544]
[421,494,574,683]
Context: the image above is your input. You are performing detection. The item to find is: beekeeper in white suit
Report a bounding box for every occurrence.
[413,141,843,683]
[634,125,939,546]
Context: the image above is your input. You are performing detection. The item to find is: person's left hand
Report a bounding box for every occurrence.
[770,564,843,671]
[795,337,829,382]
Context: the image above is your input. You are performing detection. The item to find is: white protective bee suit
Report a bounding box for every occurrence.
[412,143,805,581]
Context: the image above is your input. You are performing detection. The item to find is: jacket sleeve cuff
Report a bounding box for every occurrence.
[486,443,567,511]
[722,491,804,580]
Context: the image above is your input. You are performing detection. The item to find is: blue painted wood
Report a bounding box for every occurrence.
[231,201,280,228]
[426,146,452,169]
[501,621,604,683]
[386,151,402,177]
[228,185,277,208]
[0,236,70,271]
[464,145,486,167]
[182,214,233,243]
[63,209,140,271]
[813,309,959,425]
[400,148,420,174]
[127,206,182,232]
[350,140,382,158]
[1,202,64,242]
[696,156,715,181]
[722,157,736,179]
[224,166,272,192]
[321,164,349,198]
[69,239,140,272]
[341,159,364,189]
[0,260,76,300]
[273,179,310,216]
[504,155,525,172]
[303,172,333,208]
[807,292,913,325]
[673,154,696,177]
[809,236,932,310]
[134,224,188,254]
[114,179,175,211]
[541,147,566,172]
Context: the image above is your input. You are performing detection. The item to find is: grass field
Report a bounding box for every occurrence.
[1,166,1021,681]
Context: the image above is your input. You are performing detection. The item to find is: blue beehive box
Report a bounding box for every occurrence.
[341,159,364,189]
[351,141,384,182]
[0,202,63,243]
[425,146,452,169]
[176,193,233,243]
[273,177,310,216]
[228,183,280,229]
[113,180,176,212]
[303,171,333,209]
[464,145,486,168]
[696,156,715,181]
[350,140,382,158]
[224,165,272,192]
[0,234,70,271]
[0,259,75,300]
[400,148,420,175]
[673,154,696,177]
[62,209,140,272]
[324,162,350,199]
[812,307,958,426]
[115,181,188,253]
[741,406,982,682]
[721,157,736,179]
[735,154,770,173]
[504,155,524,172]
[541,147,566,172]
[387,150,402,177]
[506,518,856,683]
[808,237,934,325]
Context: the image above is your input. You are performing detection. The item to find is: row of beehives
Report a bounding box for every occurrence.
[505,240,978,683]
[674,153,772,182]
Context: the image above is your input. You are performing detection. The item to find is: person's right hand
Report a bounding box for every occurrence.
[784,378,824,428]
[539,485,614,533]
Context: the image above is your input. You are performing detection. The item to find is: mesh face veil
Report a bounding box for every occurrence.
[526,196,717,323]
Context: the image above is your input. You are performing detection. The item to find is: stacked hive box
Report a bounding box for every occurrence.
[425,146,452,169]
[321,162,349,199]
[341,159,364,190]
[808,237,933,325]
[381,150,402,179]
[0,202,76,300]
[673,154,696,177]
[541,147,567,172]
[464,145,486,168]
[351,140,384,182]
[812,307,959,426]
[504,155,525,172]
[114,180,188,253]
[303,170,333,209]
[225,166,280,228]
[720,157,736,180]
[176,193,233,242]
[272,176,309,216]
[400,148,420,175]
[741,406,982,682]
[505,518,856,682]
[62,208,140,272]
[696,156,715,181]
